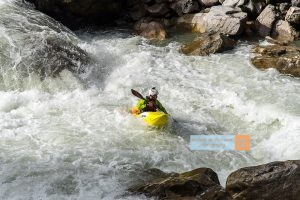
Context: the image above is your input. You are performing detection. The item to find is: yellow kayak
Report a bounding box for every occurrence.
[132,107,168,127]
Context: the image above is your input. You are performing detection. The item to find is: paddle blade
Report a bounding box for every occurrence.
[131,89,145,100]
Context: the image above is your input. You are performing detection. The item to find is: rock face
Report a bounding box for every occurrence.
[292,0,300,7]
[255,4,277,37]
[226,160,300,200]
[134,19,167,40]
[251,45,300,77]
[285,6,300,25]
[129,168,227,199]
[27,0,124,29]
[181,32,236,56]
[204,6,248,35]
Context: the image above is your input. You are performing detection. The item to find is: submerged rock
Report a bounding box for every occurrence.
[226,160,300,200]
[129,168,226,199]
[181,32,236,56]
[251,45,300,77]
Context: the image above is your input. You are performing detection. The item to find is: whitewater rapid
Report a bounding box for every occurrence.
[1,0,300,199]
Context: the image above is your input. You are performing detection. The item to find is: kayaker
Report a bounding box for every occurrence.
[135,87,168,114]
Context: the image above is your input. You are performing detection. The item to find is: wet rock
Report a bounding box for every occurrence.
[226,160,300,200]
[205,6,248,35]
[129,168,223,199]
[251,45,300,77]
[134,19,167,40]
[146,3,170,17]
[27,0,124,29]
[285,7,300,25]
[271,20,299,42]
[265,36,289,45]
[255,4,277,37]
[170,0,200,16]
[181,32,236,56]
[198,0,220,7]
[127,0,147,21]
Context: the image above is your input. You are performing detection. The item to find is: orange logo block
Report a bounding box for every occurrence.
[235,135,250,151]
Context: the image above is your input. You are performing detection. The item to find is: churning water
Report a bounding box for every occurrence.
[0,0,300,199]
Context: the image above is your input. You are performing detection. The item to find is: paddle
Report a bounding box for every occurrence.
[131,89,146,100]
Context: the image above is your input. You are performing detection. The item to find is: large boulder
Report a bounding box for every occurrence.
[255,4,277,37]
[251,45,300,77]
[129,168,228,199]
[170,0,200,16]
[285,6,300,25]
[226,160,300,200]
[271,20,299,42]
[27,0,124,29]
[134,19,167,40]
[204,6,248,35]
[181,32,236,56]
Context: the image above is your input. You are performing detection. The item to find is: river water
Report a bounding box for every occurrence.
[0,0,300,199]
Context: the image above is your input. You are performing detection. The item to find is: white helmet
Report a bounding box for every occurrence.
[149,87,159,96]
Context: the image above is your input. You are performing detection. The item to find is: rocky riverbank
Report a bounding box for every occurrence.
[26,0,300,77]
[129,160,300,200]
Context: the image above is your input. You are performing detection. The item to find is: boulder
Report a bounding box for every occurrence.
[204,6,248,35]
[175,12,207,32]
[198,0,220,7]
[129,168,226,199]
[285,6,300,25]
[27,0,124,29]
[181,32,236,56]
[255,4,277,37]
[226,160,300,200]
[170,0,200,16]
[134,19,167,40]
[146,3,170,17]
[292,0,300,7]
[278,3,291,18]
[251,45,300,77]
[271,20,299,42]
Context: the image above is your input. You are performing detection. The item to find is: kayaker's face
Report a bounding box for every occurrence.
[149,95,157,100]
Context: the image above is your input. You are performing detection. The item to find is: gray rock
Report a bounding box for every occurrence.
[205,6,248,35]
[222,0,268,18]
[255,4,277,37]
[292,0,300,7]
[170,0,200,16]
[226,160,300,199]
[272,20,299,42]
[285,6,300,25]
[198,0,220,7]
[222,0,246,7]
[181,32,236,56]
